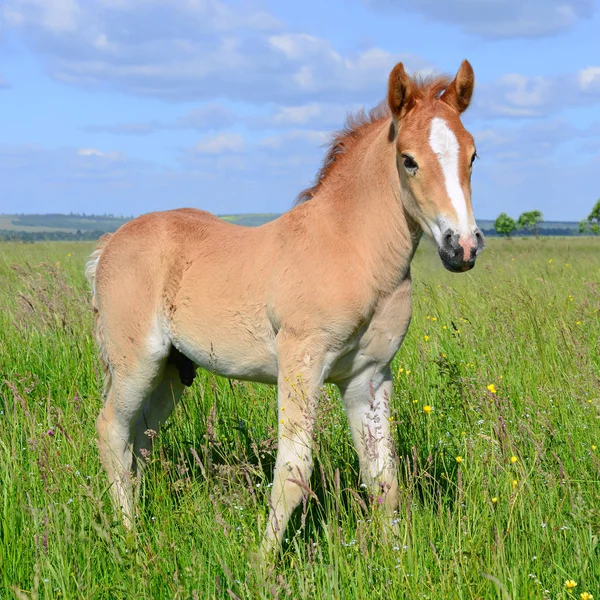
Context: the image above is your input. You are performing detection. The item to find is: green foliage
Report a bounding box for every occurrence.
[579,199,600,235]
[1,239,600,598]
[517,210,544,237]
[494,212,517,237]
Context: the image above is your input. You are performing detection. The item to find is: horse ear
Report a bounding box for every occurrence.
[441,60,474,114]
[388,62,415,119]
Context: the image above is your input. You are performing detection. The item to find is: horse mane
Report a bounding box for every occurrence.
[295,74,452,205]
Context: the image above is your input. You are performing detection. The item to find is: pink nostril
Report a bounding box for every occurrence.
[458,235,478,260]
[458,236,474,253]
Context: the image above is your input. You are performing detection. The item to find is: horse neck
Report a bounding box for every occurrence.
[320,118,422,293]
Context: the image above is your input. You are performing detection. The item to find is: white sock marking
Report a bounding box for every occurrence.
[429,117,469,232]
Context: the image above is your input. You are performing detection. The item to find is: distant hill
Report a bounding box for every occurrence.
[0,212,591,242]
[1,214,131,233]
[218,214,279,227]
[0,212,279,242]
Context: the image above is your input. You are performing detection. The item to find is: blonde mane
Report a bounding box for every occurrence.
[295,74,452,205]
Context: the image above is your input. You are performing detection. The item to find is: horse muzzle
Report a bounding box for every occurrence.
[438,228,485,272]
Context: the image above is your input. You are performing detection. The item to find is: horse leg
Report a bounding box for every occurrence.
[262,339,324,555]
[96,340,173,526]
[338,366,399,520]
[133,363,187,472]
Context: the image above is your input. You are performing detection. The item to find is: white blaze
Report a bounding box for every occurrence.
[428,117,469,232]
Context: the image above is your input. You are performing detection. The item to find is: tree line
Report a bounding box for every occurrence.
[0,229,107,243]
[494,200,600,237]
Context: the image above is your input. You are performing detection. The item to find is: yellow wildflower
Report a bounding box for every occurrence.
[491,497,498,503]
[424,335,430,341]
[67,253,71,257]
[455,456,463,463]
[426,315,431,320]
[549,259,553,264]
[510,456,518,464]
[580,592,593,600]
[432,317,437,321]
[512,479,517,488]
[405,370,411,375]
[592,445,597,451]
[565,580,577,590]
[487,383,497,394]
[423,405,432,414]
[576,320,582,325]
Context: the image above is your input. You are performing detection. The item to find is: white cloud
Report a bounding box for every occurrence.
[259,130,329,150]
[77,147,125,161]
[473,69,600,119]
[180,128,330,176]
[265,103,353,129]
[174,105,238,130]
[472,119,600,163]
[190,132,245,155]
[269,34,331,61]
[86,104,237,135]
[77,147,104,157]
[0,0,426,103]
[270,104,323,126]
[0,143,145,190]
[2,0,81,32]
[579,66,600,90]
[361,0,595,39]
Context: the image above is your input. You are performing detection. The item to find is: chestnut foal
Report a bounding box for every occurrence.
[87,60,484,553]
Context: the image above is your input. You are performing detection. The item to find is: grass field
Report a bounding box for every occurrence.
[1,237,599,599]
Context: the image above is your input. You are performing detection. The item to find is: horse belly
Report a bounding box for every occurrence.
[170,314,279,384]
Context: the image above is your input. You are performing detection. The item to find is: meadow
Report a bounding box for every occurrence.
[0,237,599,599]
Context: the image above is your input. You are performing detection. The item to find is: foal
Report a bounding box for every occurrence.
[87,60,484,553]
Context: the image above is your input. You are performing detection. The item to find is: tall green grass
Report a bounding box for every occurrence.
[0,238,599,599]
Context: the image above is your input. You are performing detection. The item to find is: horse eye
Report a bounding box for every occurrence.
[471,151,478,165]
[403,154,418,172]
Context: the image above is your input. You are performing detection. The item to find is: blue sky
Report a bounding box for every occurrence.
[0,0,599,220]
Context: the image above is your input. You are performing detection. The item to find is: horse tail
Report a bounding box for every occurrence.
[86,234,113,400]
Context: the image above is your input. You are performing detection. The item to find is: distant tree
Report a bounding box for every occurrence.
[518,210,544,237]
[495,213,517,238]
[579,199,600,235]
